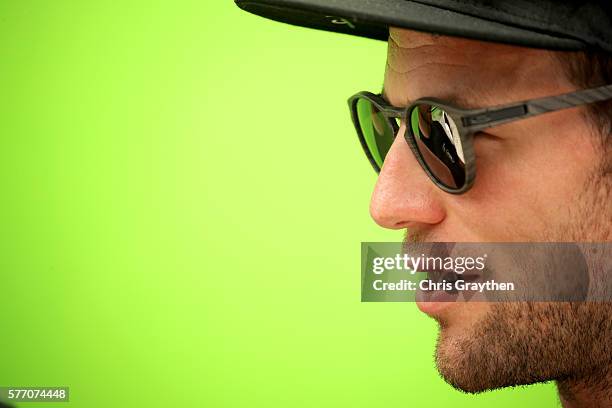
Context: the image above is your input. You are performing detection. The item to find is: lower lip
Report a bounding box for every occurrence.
[407,243,461,316]
[415,286,458,315]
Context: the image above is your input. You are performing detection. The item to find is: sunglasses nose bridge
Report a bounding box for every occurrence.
[376,106,405,136]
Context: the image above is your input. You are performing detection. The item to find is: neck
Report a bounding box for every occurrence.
[557,369,612,408]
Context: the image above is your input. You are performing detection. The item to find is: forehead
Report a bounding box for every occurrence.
[384,28,572,108]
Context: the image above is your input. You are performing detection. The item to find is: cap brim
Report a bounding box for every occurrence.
[235,0,586,50]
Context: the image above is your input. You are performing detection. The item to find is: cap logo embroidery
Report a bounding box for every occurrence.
[325,16,355,29]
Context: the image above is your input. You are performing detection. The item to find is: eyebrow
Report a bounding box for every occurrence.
[381,86,482,109]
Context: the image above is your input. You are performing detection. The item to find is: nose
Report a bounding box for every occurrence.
[369,123,446,230]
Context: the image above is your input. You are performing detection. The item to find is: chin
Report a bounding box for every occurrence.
[433,327,550,393]
[434,330,511,393]
[431,303,565,393]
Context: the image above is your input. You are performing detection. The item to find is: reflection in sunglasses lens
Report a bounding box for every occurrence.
[409,104,466,189]
[356,97,395,170]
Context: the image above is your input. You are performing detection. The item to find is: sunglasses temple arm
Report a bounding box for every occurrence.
[461,84,612,132]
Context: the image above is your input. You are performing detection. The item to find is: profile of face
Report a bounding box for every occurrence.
[371,28,612,402]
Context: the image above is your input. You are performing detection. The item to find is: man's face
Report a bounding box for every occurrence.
[372,28,611,392]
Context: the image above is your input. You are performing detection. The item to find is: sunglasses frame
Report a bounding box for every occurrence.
[348,83,612,194]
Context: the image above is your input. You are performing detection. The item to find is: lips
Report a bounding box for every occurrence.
[407,242,456,314]
[403,242,484,315]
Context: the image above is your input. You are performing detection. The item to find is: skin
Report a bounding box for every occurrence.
[370,28,611,407]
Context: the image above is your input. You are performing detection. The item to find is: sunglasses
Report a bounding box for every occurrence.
[348,84,612,194]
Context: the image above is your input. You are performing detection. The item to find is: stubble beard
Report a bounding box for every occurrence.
[432,164,612,396]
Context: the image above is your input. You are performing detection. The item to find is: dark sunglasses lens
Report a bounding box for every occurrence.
[356,97,396,170]
[408,104,466,189]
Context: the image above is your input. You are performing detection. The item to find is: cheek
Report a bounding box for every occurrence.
[453,120,597,240]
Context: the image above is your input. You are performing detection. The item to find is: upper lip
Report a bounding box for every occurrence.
[401,242,483,284]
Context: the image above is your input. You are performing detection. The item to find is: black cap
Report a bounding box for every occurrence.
[235,0,612,53]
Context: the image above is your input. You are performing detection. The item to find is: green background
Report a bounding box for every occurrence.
[0,2,558,407]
